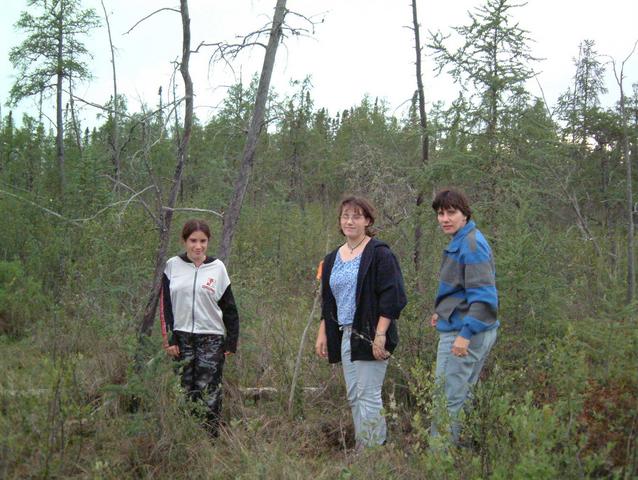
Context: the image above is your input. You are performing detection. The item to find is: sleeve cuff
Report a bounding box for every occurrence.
[224,339,238,353]
[459,326,473,340]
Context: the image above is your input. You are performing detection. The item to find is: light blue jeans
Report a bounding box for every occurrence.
[431,328,497,443]
[341,326,389,447]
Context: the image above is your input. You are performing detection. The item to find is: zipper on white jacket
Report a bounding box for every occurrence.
[191,265,199,333]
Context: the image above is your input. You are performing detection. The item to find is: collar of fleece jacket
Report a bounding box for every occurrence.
[445,220,476,252]
[179,253,216,264]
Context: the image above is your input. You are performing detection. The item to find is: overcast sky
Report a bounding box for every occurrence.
[1,0,637,128]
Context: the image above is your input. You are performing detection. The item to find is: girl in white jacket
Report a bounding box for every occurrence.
[160,219,239,437]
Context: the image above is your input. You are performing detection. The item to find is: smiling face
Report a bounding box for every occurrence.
[340,204,370,241]
[437,207,468,236]
[184,230,209,262]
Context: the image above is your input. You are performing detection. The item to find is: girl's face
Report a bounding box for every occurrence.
[340,205,370,240]
[184,230,209,261]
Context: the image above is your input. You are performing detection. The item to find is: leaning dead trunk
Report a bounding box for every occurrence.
[138,0,194,336]
[218,0,288,265]
[101,0,121,195]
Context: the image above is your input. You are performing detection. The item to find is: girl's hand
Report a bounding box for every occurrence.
[164,344,180,358]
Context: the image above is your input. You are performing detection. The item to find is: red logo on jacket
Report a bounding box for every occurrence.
[202,277,216,293]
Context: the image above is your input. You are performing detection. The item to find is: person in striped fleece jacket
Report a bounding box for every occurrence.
[429,188,499,445]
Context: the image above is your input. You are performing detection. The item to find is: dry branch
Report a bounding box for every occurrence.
[0,189,82,227]
[288,269,323,415]
[101,176,159,225]
[161,206,223,219]
[124,7,180,35]
[0,187,158,226]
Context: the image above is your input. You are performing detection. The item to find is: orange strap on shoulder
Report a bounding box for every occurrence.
[316,260,324,280]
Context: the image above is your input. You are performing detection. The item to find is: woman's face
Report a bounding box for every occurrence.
[184,230,209,261]
[437,207,468,236]
[340,205,370,240]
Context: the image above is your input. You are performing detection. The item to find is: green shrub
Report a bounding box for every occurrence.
[0,260,49,337]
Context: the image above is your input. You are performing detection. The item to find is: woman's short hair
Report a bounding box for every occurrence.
[181,219,211,240]
[338,195,376,237]
[431,189,472,221]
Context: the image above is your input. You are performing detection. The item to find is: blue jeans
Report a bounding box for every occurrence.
[341,326,389,447]
[431,328,497,443]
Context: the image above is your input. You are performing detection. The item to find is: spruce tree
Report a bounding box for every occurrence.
[8,0,100,198]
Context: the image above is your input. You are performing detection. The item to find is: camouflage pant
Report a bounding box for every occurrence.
[173,331,225,436]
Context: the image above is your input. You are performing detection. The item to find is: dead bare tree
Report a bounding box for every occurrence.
[217,0,288,265]
[410,0,430,291]
[138,0,195,336]
[100,0,121,195]
[2,2,208,265]
[288,278,321,416]
[609,40,638,304]
[67,78,84,155]
[288,234,330,416]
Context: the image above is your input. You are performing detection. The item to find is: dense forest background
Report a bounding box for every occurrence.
[1,0,637,478]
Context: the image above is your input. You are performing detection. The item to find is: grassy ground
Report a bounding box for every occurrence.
[2,309,637,479]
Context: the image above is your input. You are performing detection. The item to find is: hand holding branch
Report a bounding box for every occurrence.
[452,336,470,357]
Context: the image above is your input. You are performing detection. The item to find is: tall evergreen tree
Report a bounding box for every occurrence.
[8,0,100,198]
[429,0,536,141]
[557,40,607,146]
[428,0,537,228]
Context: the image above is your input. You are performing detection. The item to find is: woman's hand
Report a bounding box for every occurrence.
[315,320,328,359]
[452,336,470,357]
[430,312,439,327]
[373,316,391,360]
[164,344,180,358]
[372,334,389,360]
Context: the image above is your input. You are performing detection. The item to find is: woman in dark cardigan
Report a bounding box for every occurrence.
[315,196,407,449]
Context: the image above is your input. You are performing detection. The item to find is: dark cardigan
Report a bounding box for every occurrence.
[321,238,407,364]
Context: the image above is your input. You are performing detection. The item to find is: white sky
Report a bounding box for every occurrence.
[1,0,637,128]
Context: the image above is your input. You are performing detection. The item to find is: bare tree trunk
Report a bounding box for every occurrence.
[288,281,321,416]
[624,143,634,304]
[139,0,194,336]
[411,0,429,291]
[218,0,287,264]
[620,79,635,303]
[38,90,44,126]
[288,235,330,415]
[68,78,83,155]
[411,0,429,165]
[56,2,65,197]
[157,86,164,127]
[101,0,121,195]
[611,42,638,303]
[172,76,184,202]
